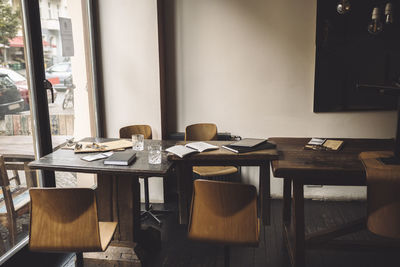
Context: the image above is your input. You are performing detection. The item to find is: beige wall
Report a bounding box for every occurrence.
[166,0,396,199]
[98,0,397,200]
[98,0,164,202]
[98,0,162,139]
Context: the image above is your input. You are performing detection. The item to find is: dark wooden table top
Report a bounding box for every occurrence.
[167,141,279,165]
[269,137,394,185]
[29,138,175,176]
[0,135,68,159]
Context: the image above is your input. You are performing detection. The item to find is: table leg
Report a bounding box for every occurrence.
[283,178,292,225]
[118,175,141,242]
[96,174,141,243]
[259,162,271,225]
[292,180,305,267]
[177,162,193,224]
[96,174,114,222]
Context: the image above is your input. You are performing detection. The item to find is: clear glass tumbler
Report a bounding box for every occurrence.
[132,134,144,151]
[148,145,162,164]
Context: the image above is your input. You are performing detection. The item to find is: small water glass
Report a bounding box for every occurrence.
[132,134,144,151]
[148,145,162,164]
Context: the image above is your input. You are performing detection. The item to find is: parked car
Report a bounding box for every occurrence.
[0,74,24,118]
[0,68,59,110]
[0,68,29,109]
[45,62,73,92]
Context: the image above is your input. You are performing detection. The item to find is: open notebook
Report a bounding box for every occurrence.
[166,142,218,158]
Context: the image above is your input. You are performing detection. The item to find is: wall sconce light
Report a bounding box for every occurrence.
[385,2,394,24]
[368,7,383,35]
[337,0,351,14]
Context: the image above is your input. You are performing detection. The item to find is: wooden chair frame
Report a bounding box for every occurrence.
[0,155,35,250]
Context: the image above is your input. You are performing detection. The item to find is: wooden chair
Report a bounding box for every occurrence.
[29,188,117,265]
[119,124,168,225]
[185,123,238,178]
[120,125,152,140]
[188,179,259,267]
[360,151,400,238]
[0,155,34,247]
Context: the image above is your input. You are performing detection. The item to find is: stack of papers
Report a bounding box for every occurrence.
[304,138,344,151]
[82,152,114,162]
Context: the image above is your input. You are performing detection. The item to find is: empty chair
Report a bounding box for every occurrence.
[119,124,167,225]
[188,179,259,267]
[360,151,400,238]
[185,123,238,178]
[0,155,34,247]
[120,125,152,140]
[29,188,117,265]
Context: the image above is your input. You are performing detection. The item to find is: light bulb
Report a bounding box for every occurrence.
[337,0,351,14]
[368,7,383,35]
[385,2,393,24]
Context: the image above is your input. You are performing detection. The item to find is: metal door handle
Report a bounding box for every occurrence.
[43,79,54,103]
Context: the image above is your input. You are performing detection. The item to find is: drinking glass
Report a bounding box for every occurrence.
[132,134,144,151]
[148,145,162,164]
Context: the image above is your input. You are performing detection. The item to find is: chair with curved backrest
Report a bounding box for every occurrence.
[360,151,400,238]
[119,124,167,225]
[29,188,117,266]
[185,123,238,178]
[188,179,259,267]
[120,125,152,140]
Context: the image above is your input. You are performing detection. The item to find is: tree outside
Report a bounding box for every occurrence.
[0,0,20,64]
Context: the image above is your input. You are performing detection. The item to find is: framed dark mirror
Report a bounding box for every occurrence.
[314,0,400,112]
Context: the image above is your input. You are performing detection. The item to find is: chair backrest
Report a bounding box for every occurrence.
[185,123,217,141]
[0,155,17,245]
[0,155,12,188]
[188,179,259,246]
[29,188,103,252]
[119,125,152,139]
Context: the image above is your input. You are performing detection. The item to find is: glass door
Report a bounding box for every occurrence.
[0,0,37,258]
[0,0,98,262]
[39,0,96,188]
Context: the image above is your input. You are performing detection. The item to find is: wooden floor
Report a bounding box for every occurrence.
[146,199,400,267]
[4,199,400,267]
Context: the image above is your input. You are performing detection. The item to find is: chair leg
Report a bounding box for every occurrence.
[141,209,162,225]
[144,178,150,211]
[141,178,171,226]
[76,252,83,267]
[224,246,230,267]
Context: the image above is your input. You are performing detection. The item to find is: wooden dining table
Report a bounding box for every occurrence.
[269,137,395,267]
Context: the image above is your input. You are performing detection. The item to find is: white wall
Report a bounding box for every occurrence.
[167,0,397,199]
[98,0,162,139]
[98,0,164,202]
[69,0,96,188]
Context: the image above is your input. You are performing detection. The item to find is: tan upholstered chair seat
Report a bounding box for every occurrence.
[193,166,238,177]
[188,180,259,246]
